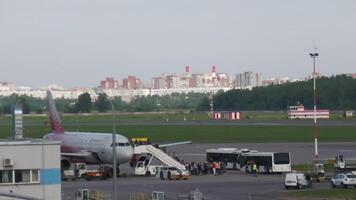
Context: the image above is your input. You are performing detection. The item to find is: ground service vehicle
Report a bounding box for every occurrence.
[135,156,159,176]
[311,163,325,182]
[206,148,291,173]
[62,170,77,181]
[158,166,189,180]
[131,137,151,146]
[61,163,88,181]
[334,155,356,172]
[83,166,112,181]
[285,173,311,189]
[331,173,356,188]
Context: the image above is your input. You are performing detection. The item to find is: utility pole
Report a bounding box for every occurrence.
[95,90,117,199]
[209,92,214,118]
[309,50,319,159]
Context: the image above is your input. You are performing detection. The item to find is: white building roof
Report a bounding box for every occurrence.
[0,138,60,146]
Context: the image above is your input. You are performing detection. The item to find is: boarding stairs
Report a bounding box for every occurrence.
[134,145,187,172]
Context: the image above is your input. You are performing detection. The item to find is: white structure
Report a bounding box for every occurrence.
[235,72,262,89]
[0,139,61,200]
[288,105,330,119]
[212,111,242,120]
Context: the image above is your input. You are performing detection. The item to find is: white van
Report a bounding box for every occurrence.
[285,172,310,189]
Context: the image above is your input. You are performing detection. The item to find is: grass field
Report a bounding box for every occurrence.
[1,115,356,143]
[0,112,211,124]
[285,189,356,199]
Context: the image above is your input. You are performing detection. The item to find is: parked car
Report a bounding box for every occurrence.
[331,173,356,188]
[284,172,311,189]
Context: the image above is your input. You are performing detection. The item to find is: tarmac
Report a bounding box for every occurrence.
[169,142,356,163]
[62,142,356,200]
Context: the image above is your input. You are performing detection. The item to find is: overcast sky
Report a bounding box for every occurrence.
[1,0,355,88]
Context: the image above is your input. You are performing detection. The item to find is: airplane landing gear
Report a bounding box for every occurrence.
[116,167,120,177]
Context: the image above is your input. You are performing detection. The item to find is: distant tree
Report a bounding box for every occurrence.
[196,96,210,111]
[95,94,110,112]
[77,92,92,113]
[128,96,157,112]
[111,96,126,111]
[214,75,356,111]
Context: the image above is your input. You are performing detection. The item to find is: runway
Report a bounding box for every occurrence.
[114,119,356,127]
[15,119,356,127]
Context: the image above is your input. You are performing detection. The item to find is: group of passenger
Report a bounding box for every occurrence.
[183,161,225,176]
[170,152,226,176]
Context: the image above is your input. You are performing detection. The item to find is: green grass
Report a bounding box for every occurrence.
[1,123,356,143]
[285,189,356,199]
[1,114,356,143]
[0,113,210,124]
[243,112,288,120]
[292,163,334,172]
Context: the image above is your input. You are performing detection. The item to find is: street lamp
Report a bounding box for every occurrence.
[309,51,319,159]
[95,90,117,200]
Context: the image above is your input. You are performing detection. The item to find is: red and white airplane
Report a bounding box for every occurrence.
[44,91,134,170]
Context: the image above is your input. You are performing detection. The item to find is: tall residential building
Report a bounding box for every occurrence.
[123,75,141,89]
[152,66,231,89]
[179,77,191,88]
[152,75,167,89]
[216,73,231,87]
[235,72,262,89]
[100,77,118,90]
[166,75,180,88]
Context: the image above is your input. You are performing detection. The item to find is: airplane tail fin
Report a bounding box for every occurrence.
[47,90,65,133]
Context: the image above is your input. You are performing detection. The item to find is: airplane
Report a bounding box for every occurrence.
[44,90,192,174]
[43,90,134,173]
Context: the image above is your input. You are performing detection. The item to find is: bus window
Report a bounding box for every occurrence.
[273,153,290,164]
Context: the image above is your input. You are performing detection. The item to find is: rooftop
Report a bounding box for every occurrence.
[0,138,60,146]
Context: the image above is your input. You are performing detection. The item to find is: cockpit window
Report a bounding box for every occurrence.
[111,142,130,147]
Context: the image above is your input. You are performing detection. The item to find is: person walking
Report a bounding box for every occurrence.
[212,162,217,175]
[216,162,221,175]
[252,163,257,174]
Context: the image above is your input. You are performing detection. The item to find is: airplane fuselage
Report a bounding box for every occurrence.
[44,132,133,165]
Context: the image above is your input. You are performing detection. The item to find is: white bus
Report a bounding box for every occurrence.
[206,148,291,173]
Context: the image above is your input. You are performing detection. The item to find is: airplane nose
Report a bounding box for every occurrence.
[118,146,134,163]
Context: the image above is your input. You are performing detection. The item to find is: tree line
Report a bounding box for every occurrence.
[214,75,356,111]
[0,92,209,114]
[0,75,354,114]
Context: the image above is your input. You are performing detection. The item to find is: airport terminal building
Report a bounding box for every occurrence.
[0,139,61,200]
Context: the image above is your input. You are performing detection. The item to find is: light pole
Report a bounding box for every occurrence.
[110,99,117,200]
[309,51,319,159]
[95,90,117,199]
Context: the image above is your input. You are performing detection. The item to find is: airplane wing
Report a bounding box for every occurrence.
[158,141,192,148]
[61,152,92,160]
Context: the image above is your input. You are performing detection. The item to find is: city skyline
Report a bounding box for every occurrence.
[1,1,356,88]
[0,68,316,90]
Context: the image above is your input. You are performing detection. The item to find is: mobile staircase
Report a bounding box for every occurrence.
[134,145,187,172]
